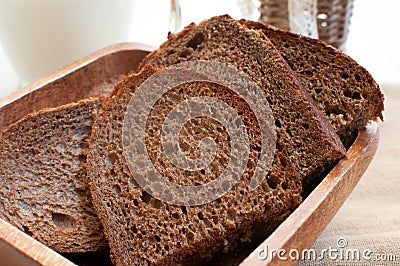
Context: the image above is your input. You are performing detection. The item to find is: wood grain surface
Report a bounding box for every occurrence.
[0,219,74,266]
[0,42,153,129]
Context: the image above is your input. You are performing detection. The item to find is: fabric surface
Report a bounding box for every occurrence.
[299,85,400,265]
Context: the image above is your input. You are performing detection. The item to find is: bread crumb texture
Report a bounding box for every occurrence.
[88,62,302,265]
[0,97,107,253]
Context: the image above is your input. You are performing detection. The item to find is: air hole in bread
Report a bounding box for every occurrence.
[283,42,290,49]
[78,154,86,164]
[181,206,187,215]
[51,212,75,229]
[106,152,118,165]
[352,91,362,100]
[112,184,121,195]
[109,169,117,178]
[267,176,278,189]
[226,209,235,221]
[279,156,287,168]
[355,73,362,82]
[327,106,342,115]
[253,144,261,153]
[303,70,313,77]
[22,226,34,237]
[131,226,138,234]
[150,198,164,209]
[315,88,322,94]
[341,72,349,79]
[132,199,139,207]
[197,212,204,220]
[286,129,293,138]
[187,32,205,50]
[344,89,362,100]
[281,54,289,64]
[140,191,151,203]
[212,215,218,224]
[281,182,289,190]
[256,57,263,68]
[166,49,176,56]
[179,48,192,58]
[154,235,161,242]
[214,198,222,205]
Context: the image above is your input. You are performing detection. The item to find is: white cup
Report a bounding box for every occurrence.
[0,0,135,87]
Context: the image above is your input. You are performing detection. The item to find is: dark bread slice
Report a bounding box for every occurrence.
[241,20,384,147]
[0,96,107,253]
[87,65,302,265]
[137,15,346,182]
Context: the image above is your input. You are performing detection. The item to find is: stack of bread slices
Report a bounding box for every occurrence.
[0,15,383,266]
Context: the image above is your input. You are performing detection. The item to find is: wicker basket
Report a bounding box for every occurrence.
[259,0,354,49]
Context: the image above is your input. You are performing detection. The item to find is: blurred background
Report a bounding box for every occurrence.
[0,0,399,98]
[345,0,400,84]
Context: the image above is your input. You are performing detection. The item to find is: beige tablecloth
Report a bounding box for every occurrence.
[299,85,400,265]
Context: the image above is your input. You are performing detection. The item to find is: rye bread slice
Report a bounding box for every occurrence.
[0,97,107,253]
[87,65,302,265]
[137,15,346,182]
[241,20,385,147]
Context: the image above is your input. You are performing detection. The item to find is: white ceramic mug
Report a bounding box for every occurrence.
[0,0,135,87]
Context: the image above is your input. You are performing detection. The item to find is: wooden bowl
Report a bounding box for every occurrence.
[0,43,379,266]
